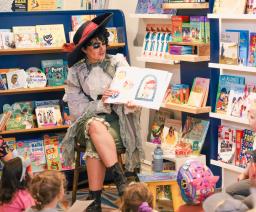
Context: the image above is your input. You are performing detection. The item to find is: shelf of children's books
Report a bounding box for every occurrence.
[211,159,244,173]
[161,103,211,114]
[0,43,125,55]
[209,112,250,125]
[162,2,209,9]
[207,14,256,20]
[0,125,69,135]
[130,13,174,19]
[209,63,256,73]
[169,41,209,46]
[0,85,65,95]
[166,54,210,62]
[136,56,176,65]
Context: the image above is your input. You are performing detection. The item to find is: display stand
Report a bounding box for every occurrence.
[131,5,211,171]
[207,0,256,188]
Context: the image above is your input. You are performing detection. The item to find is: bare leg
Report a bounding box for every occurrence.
[88,120,118,167]
[86,157,106,190]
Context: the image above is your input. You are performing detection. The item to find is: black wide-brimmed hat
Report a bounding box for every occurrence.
[67,12,113,67]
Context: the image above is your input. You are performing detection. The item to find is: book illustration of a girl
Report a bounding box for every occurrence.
[231,96,243,117]
[135,75,157,101]
[165,126,176,145]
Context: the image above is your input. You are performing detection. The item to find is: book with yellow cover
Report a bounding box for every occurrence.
[36,24,66,47]
[27,0,57,11]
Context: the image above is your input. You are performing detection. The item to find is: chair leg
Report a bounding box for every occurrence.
[117,153,124,171]
[72,150,81,204]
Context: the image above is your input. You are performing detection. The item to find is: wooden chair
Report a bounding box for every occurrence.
[72,139,126,204]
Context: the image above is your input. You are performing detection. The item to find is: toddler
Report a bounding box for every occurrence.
[26,170,66,212]
[119,182,157,212]
[0,157,34,212]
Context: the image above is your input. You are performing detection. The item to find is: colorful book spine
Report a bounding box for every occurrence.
[248,32,256,67]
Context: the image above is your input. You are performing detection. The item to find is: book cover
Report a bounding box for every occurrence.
[3,137,16,151]
[29,138,46,172]
[71,15,96,32]
[12,0,27,11]
[149,111,172,144]
[181,116,210,155]
[172,16,189,42]
[105,66,173,110]
[235,129,243,166]
[187,77,210,108]
[44,135,62,171]
[35,106,57,128]
[226,84,245,118]
[190,16,205,43]
[248,32,256,67]
[215,75,245,114]
[13,26,38,48]
[36,24,66,47]
[246,0,256,14]
[0,31,15,49]
[226,29,249,66]
[135,0,149,13]
[217,125,236,164]
[27,0,57,11]
[26,67,47,88]
[107,27,118,44]
[220,32,239,65]
[147,0,163,14]
[6,69,28,90]
[137,172,177,182]
[213,0,247,14]
[6,114,34,130]
[16,139,31,161]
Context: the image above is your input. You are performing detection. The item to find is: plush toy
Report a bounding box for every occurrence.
[177,160,219,205]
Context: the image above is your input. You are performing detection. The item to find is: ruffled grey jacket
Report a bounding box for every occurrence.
[61,54,144,171]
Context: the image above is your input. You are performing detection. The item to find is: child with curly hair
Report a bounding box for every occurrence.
[0,157,34,212]
[119,182,157,212]
[26,171,66,212]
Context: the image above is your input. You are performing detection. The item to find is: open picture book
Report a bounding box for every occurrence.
[105,66,172,110]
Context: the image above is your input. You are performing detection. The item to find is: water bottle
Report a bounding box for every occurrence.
[153,145,163,172]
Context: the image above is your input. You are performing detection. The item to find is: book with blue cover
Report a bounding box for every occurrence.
[135,0,149,13]
[226,29,249,66]
[215,75,245,114]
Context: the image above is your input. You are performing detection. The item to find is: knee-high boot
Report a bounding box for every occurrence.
[107,162,127,196]
[86,190,102,212]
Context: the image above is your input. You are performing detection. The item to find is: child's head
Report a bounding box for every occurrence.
[29,171,66,210]
[248,99,256,131]
[120,182,153,212]
[0,157,29,204]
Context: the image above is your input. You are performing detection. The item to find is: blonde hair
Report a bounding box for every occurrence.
[120,182,153,212]
[29,171,66,210]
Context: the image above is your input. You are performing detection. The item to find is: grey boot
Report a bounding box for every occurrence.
[108,162,127,196]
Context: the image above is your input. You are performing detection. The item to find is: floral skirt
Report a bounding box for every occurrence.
[75,112,124,160]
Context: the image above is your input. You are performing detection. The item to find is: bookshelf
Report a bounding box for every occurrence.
[0,86,65,95]
[162,103,211,114]
[209,112,250,126]
[0,125,69,135]
[0,43,125,56]
[209,63,256,73]
[136,56,176,65]
[208,14,256,20]
[130,13,173,19]
[162,2,209,9]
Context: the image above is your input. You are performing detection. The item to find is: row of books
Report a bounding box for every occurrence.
[135,0,177,14]
[2,0,108,12]
[218,125,255,168]
[0,100,71,132]
[220,30,256,67]
[215,74,256,121]
[148,111,210,157]
[0,61,67,90]
[0,134,74,173]
[0,24,66,49]
[213,0,256,15]
[164,77,210,108]
[163,0,207,2]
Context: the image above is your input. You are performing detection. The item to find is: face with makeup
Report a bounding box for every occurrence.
[82,37,107,64]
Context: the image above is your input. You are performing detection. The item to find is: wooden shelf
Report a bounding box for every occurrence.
[166,54,210,62]
[136,56,176,65]
[162,2,209,9]
[161,103,211,114]
[209,112,250,125]
[0,125,69,135]
[0,43,125,55]
[211,159,244,173]
[130,13,173,19]
[208,14,256,20]
[209,63,256,73]
[169,41,209,46]
[0,85,65,95]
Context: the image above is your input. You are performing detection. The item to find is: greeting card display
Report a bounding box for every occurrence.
[105,66,172,110]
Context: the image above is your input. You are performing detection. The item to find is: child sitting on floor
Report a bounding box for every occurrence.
[26,171,66,212]
[0,157,34,212]
[119,182,157,212]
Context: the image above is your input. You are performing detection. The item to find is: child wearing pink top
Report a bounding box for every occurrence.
[0,157,34,212]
